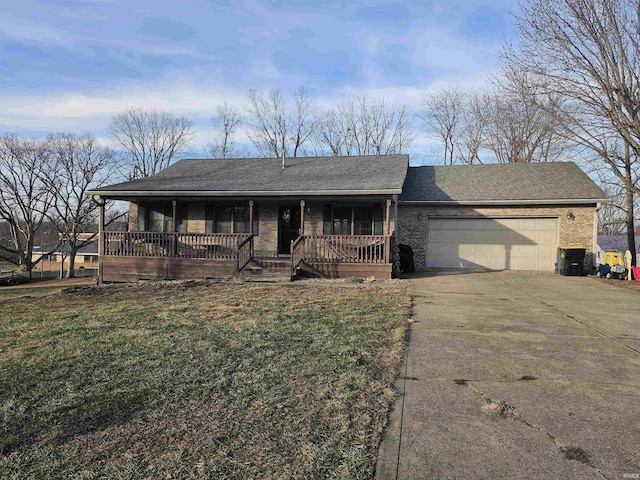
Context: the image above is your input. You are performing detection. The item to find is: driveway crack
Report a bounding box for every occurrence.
[461,380,610,479]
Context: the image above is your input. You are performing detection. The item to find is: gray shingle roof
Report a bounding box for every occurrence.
[399,162,608,203]
[91,155,409,197]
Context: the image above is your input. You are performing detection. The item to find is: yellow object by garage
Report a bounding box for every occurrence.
[601,252,625,268]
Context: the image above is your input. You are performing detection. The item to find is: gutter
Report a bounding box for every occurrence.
[87,188,403,197]
[398,198,611,206]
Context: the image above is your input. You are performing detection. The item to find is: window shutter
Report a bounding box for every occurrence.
[137,204,146,231]
[323,205,332,235]
[373,206,384,235]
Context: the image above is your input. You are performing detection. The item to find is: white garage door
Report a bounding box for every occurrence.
[427,217,558,271]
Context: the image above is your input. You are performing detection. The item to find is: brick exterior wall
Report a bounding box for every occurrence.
[254,202,279,257]
[397,204,597,272]
[128,203,138,231]
[187,204,206,233]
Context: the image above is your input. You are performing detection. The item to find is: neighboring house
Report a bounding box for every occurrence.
[596,235,640,265]
[32,239,99,272]
[88,156,608,282]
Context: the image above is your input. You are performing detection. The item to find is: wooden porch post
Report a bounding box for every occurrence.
[172,200,177,233]
[392,195,398,233]
[98,198,105,285]
[385,198,392,236]
[171,199,177,258]
[249,200,254,234]
[300,199,305,235]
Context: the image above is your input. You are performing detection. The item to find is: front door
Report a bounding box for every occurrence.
[278,205,301,255]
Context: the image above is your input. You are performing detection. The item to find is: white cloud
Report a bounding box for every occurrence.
[1,81,246,120]
[0,69,496,154]
[0,14,78,46]
[0,78,252,150]
[0,13,207,59]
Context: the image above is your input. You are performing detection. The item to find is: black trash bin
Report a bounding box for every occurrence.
[399,244,415,273]
[558,246,586,276]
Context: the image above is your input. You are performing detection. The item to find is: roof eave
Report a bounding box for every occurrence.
[87,188,403,198]
[398,198,611,206]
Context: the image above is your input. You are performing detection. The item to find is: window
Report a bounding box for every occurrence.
[213,206,233,233]
[354,207,374,235]
[332,207,352,235]
[323,205,384,235]
[140,204,187,232]
[147,205,171,232]
[205,204,258,234]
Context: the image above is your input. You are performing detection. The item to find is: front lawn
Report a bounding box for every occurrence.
[0,277,95,302]
[0,280,409,479]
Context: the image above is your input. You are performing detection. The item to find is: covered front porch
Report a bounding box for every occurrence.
[96,197,397,282]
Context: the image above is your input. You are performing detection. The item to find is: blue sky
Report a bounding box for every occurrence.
[0,0,517,160]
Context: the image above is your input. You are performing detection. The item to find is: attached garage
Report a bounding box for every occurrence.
[396,163,609,273]
[426,217,558,271]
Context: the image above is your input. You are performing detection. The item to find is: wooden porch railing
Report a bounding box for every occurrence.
[291,235,390,270]
[103,232,252,261]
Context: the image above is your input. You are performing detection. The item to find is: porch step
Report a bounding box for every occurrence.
[239,258,292,281]
[244,258,292,273]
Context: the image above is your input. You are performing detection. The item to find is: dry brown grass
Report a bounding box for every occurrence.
[0,276,94,302]
[593,275,640,292]
[0,280,410,479]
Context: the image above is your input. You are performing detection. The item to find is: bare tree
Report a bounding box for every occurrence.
[244,87,318,158]
[598,185,627,235]
[585,135,640,262]
[482,92,566,163]
[208,103,243,158]
[316,96,415,156]
[0,135,54,276]
[45,133,118,278]
[316,109,349,156]
[110,107,194,179]
[456,93,487,165]
[422,89,465,165]
[505,0,640,264]
[483,69,570,163]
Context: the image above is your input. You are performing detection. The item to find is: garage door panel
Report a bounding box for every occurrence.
[431,242,458,255]
[520,245,541,256]
[535,217,557,230]
[535,230,557,244]
[427,217,558,272]
[538,245,556,257]
[499,218,520,229]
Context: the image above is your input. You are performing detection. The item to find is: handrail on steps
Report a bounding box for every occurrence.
[237,234,254,273]
[290,235,305,276]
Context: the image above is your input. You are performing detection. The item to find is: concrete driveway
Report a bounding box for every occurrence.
[377,271,640,480]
